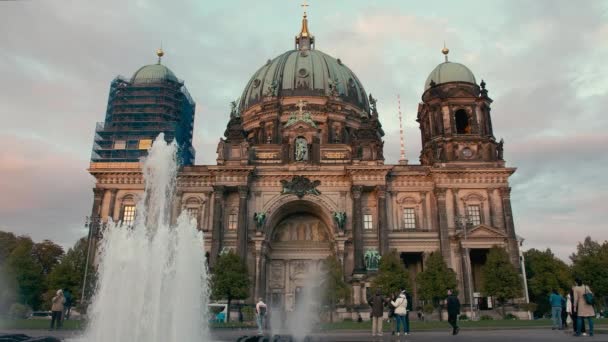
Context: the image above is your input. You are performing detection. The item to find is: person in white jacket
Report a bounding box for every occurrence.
[391,290,408,336]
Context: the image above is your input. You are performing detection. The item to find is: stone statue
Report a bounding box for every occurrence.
[497,138,504,160]
[230,100,239,118]
[332,212,346,232]
[216,138,226,160]
[369,94,378,116]
[295,137,308,161]
[265,80,278,97]
[364,250,381,271]
[253,212,266,231]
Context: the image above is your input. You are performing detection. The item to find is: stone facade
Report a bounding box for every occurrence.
[88,15,521,313]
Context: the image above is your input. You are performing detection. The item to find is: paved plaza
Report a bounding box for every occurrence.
[4,328,605,341]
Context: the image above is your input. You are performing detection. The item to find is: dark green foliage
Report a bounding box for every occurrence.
[321,255,350,322]
[47,238,91,305]
[371,250,411,297]
[211,251,250,322]
[481,246,522,317]
[32,240,64,276]
[570,237,608,309]
[524,248,572,316]
[5,237,45,309]
[416,251,457,319]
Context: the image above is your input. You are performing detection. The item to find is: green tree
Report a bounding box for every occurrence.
[571,237,608,309]
[47,238,90,305]
[416,251,457,320]
[481,246,522,317]
[371,250,411,297]
[32,240,64,276]
[320,255,350,322]
[5,237,45,309]
[210,251,250,322]
[0,231,18,264]
[524,248,572,317]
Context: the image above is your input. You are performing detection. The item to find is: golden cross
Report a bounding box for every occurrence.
[301,0,309,15]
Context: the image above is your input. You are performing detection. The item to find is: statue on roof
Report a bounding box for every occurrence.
[369,94,378,116]
[230,100,239,118]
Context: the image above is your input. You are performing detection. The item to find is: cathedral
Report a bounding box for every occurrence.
[87,9,521,316]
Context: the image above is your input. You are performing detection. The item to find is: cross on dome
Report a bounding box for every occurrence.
[296,99,307,114]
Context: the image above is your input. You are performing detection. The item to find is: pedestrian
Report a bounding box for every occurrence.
[63,289,72,320]
[391,290,408,336]
[50,289,65,330]
[367,289,385,337]
[565,292,573,330]
[549,289,564,330]
[572,278,595,337]
[387,292,396,336]
[561,292,569,329]
[570,287,586,335]
[446,289,460,335]
[255,297,267,336]
[405,290,413,335]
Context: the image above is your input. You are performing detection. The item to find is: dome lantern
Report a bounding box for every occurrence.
[295,1,314,50]
[424,46,476,91]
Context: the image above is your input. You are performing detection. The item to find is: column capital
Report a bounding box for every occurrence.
[93,187,105,197]
[213,185,225,197]
[434,187,447,199]
[500,187,511,198]
[351,185,363,198]
[238,185,249,199]
[110,188,118,195]
[375,185,386,198]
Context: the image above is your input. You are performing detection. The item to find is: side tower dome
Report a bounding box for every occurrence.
[417,46,503,166]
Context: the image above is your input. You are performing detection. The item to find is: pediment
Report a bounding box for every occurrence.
[283,121,319,133]
[458,224,507,239]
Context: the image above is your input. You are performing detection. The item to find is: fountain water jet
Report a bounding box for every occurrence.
[74,134,211,342]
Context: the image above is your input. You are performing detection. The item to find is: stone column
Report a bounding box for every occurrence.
[490,188,504,229]
[376,186,388,255]
[434,188,452,267]
[500,187,520,266]
[237,185,249,259]
[351,185,365,272]
[91,188,104,233]
[452,188,460,229]
[352,282,361,305]
[460,244,473,307]
[171,190,183,226]
[107,189,118,221]
[421,191,428,231]
[210,185,225,267]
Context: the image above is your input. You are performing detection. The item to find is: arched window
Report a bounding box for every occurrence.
[455,109,471,134]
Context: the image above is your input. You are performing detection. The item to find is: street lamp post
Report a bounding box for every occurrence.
[518,236,532,320]
[455,214,476,321]
[81,215,102,305]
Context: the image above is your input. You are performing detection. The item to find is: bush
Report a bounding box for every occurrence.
[9,303,31,319]
[480,314,494,321]
[504,313,519,320]
[459,314,469,320]
[423,303,435,314]
[343,317,353,322]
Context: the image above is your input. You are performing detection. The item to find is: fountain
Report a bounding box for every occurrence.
[74,134,211,342]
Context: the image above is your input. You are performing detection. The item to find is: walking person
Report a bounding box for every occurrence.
[561,292,569,330]
[573,278,595,337]
[391,290,408,336]
[549,289,564,330]
[368,289,385,337]
[255,298,267,336]
[570,287,586,335]
[50,289,65,330]
[446,289,461,335]
[565,292,573,330]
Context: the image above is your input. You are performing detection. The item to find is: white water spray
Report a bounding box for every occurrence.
[75,134,210,342]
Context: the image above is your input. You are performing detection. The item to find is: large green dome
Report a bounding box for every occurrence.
[239,49,369,112]
[131,63,178,84]
[424,61,476,90]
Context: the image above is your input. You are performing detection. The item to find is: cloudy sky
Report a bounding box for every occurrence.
[0,0,606,261]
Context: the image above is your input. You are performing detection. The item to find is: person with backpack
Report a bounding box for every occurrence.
[391,290,408,336]
[50,289,65,330]
[573,278,595,337]
[549,289,564,330]
[255,298,268,336]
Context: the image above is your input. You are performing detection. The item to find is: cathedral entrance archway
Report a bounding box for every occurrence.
[263,199,335,313]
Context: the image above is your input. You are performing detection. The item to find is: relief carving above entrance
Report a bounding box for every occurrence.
[272,214,329,242]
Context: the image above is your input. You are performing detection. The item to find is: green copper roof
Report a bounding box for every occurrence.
[425,61,476,90]
[131,64,178,84]
[240,49,369,112]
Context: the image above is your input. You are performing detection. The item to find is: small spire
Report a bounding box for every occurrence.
[442,41,449,62]
[295,0,314,50]
[156,43,164,64]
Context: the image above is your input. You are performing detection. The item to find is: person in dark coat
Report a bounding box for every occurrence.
[446,289,461,335]
[368,289,385,337]
[405,290,413,335]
